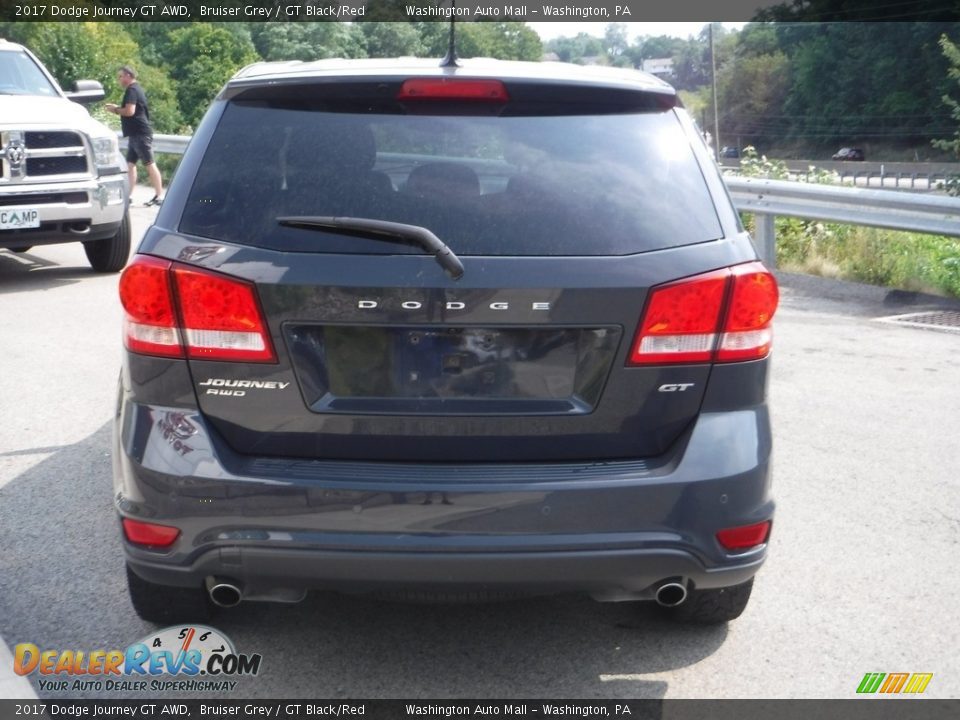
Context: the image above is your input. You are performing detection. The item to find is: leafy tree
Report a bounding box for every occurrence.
[455,22,541,61]
[164,24,258,129]
[251,22,366,61]
[715,51,790,149]
[604,23,630,65]
[547,33,604,63]
[0,22,100,90]
[357,21,424,58]
[933,33,960,159]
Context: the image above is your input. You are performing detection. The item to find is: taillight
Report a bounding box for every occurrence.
[119,255,275,363]
[398,78,509,102]
[717,264,779,362]
[629,262,778,365]
[717,520,771,551]
[173,266,275,362]
[119,255,182,358]
[122,518,180,548]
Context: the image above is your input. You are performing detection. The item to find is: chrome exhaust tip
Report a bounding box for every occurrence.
[206,577,243,608]
[655,581,688,608]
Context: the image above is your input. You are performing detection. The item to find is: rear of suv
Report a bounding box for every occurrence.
[0,39,129,272]
[114,58,778,625]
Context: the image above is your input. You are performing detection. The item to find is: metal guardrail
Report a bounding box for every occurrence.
[151,134,191,155]
[725,177,960,266]
[118,134,189,155]
[144,134,960,267]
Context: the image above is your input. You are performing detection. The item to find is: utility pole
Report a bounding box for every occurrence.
[710,23,720,160]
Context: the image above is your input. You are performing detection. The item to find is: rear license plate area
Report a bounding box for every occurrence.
[286,325,621,415]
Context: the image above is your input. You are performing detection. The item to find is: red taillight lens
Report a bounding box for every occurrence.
[629,262,778,366]
[173,267,275,362]
[398,78,509,102]
[119,255,182,358]
[717,521,771,551]
[119,255,275,363]
[629,269,729,365]
[122,518,180,548]
[717,263,779,362]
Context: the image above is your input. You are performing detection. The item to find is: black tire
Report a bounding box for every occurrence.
[664,578,754,624]
[126,565,212,624]
[84,211,131,273]
[10,246,33,253]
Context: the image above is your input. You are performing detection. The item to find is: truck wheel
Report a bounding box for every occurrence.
[84,211,131,273]
[126,565,212,624]
[663,578,754,624]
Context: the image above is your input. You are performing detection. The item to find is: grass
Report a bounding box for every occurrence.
[734,146,960,299]
[742,215,960,298]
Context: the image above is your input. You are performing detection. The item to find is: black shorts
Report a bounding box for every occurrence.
[126,134,155,165]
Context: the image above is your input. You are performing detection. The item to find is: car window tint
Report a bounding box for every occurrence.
[179,103,723,256]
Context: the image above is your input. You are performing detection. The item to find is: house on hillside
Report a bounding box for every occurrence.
[642,58,674,78]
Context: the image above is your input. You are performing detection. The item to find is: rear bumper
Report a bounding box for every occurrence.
[129,545,765,603]
[114,393,774,602]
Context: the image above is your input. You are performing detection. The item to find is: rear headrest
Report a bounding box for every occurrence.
[404,163,481,198]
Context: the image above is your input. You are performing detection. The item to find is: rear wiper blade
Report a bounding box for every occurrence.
[277,216,464,280]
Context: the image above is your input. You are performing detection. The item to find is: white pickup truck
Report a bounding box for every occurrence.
[0,38,130,272]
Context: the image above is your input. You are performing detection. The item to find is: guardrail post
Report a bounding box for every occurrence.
[753,213,777,267]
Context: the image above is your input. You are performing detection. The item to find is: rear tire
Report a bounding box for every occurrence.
[664,578,754,624]
[126,565,212,624]
[10,246,33,253]
[84,211,131,273]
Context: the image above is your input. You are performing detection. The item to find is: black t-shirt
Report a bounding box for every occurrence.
[120,82,152,137]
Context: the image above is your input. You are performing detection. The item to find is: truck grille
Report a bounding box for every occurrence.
[0,191,87,207]
[24,131,84,149]
[26,157,87,176]
[1,129,90,182]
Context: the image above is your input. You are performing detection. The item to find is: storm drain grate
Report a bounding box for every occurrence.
[876,310,960,333]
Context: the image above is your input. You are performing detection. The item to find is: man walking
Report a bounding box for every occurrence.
[105,66,163,206]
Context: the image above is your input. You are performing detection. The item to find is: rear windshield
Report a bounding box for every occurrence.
[180,100,722,256]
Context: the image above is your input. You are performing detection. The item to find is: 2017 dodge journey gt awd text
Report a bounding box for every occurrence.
[114,56,778,625]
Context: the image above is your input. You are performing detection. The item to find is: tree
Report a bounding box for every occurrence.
[455,22,541,61]
[164,24,259,129]
[547,33,604,64]
[604,23,630,64]
[357,21,424,58]
[0,22,100,91]
[251,22,366,61]
[716,51,790,149]
[933,33,960,158]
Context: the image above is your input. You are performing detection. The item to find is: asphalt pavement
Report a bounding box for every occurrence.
[1,189,958,700]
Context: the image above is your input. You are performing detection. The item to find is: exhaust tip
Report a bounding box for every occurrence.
[206,578,243,608]
[655,581,688,608]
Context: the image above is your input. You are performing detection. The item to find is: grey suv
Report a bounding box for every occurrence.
[115,58,778,625]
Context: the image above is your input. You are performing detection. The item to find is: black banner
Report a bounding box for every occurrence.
[1,700,960,720]
[2,0,958,23]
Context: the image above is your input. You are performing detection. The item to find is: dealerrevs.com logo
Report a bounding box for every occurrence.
[13,626,262,693]
[857,672,933,695]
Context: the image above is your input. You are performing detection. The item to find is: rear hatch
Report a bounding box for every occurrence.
[151,70,757,462]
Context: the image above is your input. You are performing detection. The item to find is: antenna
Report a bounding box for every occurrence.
[440,1,459,68]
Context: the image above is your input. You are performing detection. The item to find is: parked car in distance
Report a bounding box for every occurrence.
[832,147,865,161]
[719,146,740,159]
[0,38,130,272]
[115,57,779,626]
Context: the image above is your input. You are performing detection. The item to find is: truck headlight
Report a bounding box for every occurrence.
[92,135,122,170]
